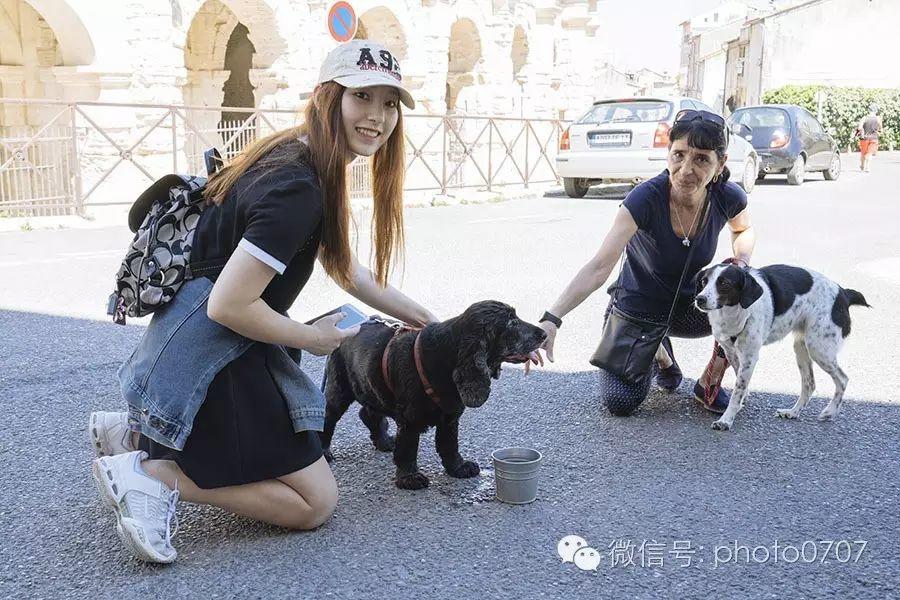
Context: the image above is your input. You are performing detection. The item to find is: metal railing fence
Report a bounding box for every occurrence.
[0,98,565,216]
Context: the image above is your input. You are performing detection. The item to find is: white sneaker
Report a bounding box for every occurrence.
[92,450,180,564]
[89,411,136,457]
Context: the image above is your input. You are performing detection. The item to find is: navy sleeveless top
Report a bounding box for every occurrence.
[613,170,747,316]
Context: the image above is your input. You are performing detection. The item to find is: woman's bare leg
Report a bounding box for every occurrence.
[142,456,337,530]
[655,344,673,368]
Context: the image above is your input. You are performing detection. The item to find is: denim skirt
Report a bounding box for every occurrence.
[139,343,323,489]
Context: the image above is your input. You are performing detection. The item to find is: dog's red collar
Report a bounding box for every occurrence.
[381,326,442,406]
[381,327,409,398]
[413,332,441,404]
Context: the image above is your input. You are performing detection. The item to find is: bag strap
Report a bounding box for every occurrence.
[204,148,223,176]
[661,195,710,332]
[169,175,207,204]
[612,193,712,332]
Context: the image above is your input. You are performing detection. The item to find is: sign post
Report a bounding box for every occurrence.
[327,2,357,43]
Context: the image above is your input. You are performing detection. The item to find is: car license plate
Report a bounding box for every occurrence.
[589,132,631,147]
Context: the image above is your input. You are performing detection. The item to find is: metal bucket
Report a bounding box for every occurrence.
[491,447,543,504]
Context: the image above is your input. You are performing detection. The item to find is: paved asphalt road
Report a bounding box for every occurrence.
[2,154,899,599]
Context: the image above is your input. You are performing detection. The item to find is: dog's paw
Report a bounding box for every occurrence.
[395,471,430,490]
[373,434,395,452]
[817,410,837,422]
[446,460,480,479]
[776,408,800,420]
[711,419,732,431]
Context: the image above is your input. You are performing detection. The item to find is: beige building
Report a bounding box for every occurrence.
[679,1,758,113]
[681,0,900,114]
[0,0,618,213]
[0,1,682,216]
[0,0,617,124]
[589,63,677,101]
[728,0,900,108]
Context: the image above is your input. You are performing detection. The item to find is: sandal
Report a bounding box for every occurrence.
[655,337,683,392]
[693,381,731,414]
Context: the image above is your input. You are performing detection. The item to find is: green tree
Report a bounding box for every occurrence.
[762,85,899,150]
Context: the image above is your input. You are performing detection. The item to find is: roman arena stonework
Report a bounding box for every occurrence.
[2,1,650,215]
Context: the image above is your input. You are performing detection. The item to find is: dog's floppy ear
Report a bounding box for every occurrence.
[695,266,711,296]
[739,270,763,308]
[452,332,492,408]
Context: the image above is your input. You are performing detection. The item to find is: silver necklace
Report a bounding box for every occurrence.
[672,199,703,247]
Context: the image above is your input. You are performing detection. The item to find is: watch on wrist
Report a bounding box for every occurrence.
[539,311,562,328]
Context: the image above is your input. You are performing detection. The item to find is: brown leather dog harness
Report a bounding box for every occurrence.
[380,325,442,406]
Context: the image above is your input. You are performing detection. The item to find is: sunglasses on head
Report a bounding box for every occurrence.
[674,109,726,129]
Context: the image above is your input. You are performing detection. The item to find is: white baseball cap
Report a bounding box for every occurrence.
[318,39,415,110]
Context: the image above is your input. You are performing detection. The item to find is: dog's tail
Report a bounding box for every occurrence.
[842,288,872,308]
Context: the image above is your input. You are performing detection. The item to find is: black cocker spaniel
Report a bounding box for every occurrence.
[320,300,546,490]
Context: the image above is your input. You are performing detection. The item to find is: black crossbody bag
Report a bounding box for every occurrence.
[589,196,710,384]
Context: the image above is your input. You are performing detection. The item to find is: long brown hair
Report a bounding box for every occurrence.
[204,81,406,288]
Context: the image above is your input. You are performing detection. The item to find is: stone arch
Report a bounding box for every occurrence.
[13,0,94,65]
[182,0,283,71]
[0,1,59,68]
[445,18,482,112]
[354,6,408,61]
[0,1,102,217]
[184,0,242,73]
[1,1,96,125]
[182,0,284,160]
[182,0,285,107]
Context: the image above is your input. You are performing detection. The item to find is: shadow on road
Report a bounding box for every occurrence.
[754,175,841,187]
[3,308,898,597]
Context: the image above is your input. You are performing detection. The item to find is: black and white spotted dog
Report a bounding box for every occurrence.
[694,263,870,431]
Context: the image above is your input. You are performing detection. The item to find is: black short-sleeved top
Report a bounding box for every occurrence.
[615,170,748,315]
[192,143,324,314]
[139,141,327,489]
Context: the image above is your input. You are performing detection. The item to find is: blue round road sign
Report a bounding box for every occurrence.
[327,2,357,43]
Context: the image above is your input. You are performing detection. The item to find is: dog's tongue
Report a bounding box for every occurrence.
[523,350,543,375]
[504,351,543,376]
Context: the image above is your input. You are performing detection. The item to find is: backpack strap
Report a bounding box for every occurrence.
[204,148,223,176]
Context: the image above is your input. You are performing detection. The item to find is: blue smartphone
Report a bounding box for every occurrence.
[305,304,368,330]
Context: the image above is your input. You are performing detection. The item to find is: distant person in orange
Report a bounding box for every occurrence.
[856,104,883,173]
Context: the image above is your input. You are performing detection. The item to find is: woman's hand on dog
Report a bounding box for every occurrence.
[538,321,557,364]
[410,309,440,328]
[304,313,361,356]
